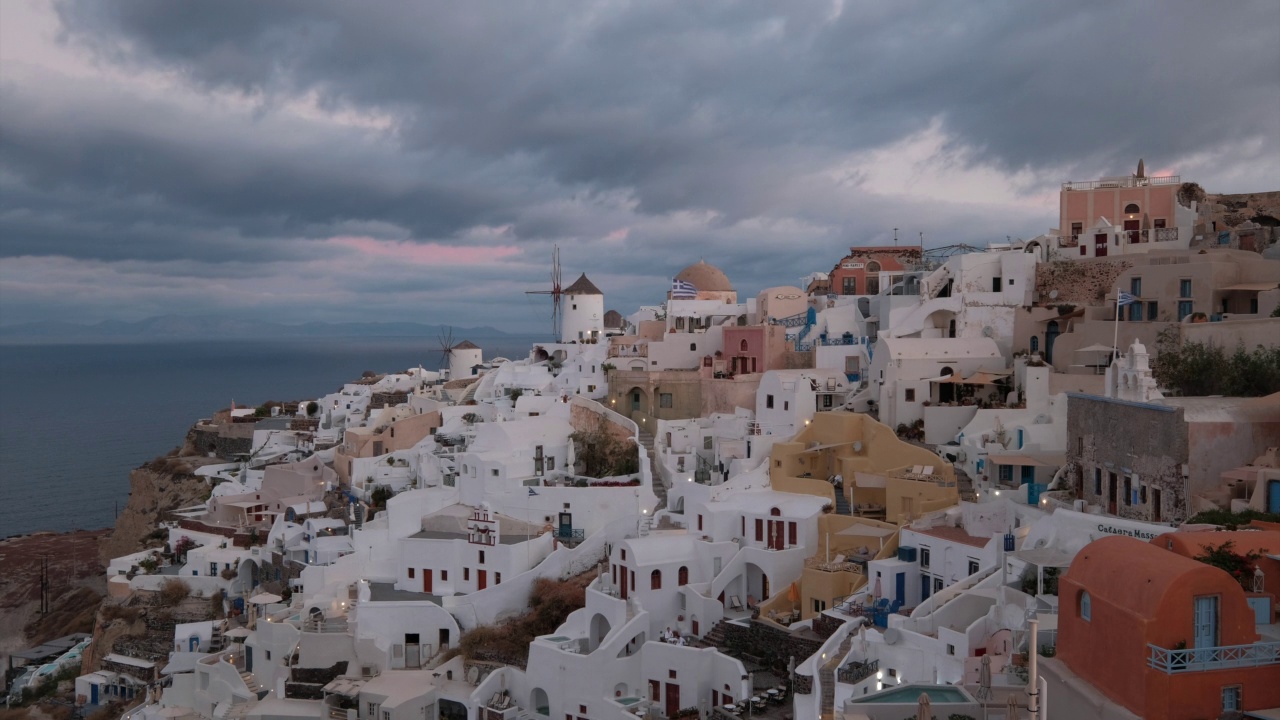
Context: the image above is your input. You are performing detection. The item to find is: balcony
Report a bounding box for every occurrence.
[1147,641,1280,674]
[1062,175,1180,191]
[837,658,879,685]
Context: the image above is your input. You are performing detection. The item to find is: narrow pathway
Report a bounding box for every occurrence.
[638,429,668,511]
[818,633,856,720]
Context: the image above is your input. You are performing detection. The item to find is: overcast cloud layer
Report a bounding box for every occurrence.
[2,0,1278,331]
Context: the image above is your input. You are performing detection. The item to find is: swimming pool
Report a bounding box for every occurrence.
[850,684,970,704]
[616,697,642,706]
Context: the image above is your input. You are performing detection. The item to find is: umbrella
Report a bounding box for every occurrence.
[872,576,882,601]
[1007,692,1020,719]
[977,654,992,700]
[917,692,932,720]
[787,582,799,603]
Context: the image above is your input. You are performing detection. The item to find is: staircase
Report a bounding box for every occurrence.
[238,670,261,694]
[637,429,667,511]
[210,622,226,652]
[819,634,856,720]
[691,620,730,649]
[834,491,851,516]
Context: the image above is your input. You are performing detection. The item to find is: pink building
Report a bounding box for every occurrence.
[1057,160,1195,258]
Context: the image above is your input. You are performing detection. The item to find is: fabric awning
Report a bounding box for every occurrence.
[1220,282,1279,291]
[925,374,959,383]
[1012,548,1075,567]
[801,441,855,453]
[248,593,283,605]
[1075,344,1114,353]
[961,371,1010,385]
[988,452,1066,467]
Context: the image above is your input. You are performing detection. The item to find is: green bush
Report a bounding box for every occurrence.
[1152,330,1280,397]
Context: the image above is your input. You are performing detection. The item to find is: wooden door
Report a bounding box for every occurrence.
[1094,233,1108,257]
[665,683,680,717]
[1123,219,1140,244]
[478,569,488,590]
[649,680,660,702]
[423,569,433,594]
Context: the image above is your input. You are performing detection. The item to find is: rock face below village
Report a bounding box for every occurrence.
[98,449,222,564]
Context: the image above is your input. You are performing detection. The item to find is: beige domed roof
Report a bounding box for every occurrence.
[674,260,733,293]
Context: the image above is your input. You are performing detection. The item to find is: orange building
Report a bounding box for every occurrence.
[1058,535,1279,719]
[1153,530,1280,609]
[825,246,921,296]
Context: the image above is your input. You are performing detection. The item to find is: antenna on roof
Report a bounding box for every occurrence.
[893,228,899,246]
[524,244,563,338]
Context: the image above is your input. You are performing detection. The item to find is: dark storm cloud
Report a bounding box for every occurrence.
[1,0,1276,326]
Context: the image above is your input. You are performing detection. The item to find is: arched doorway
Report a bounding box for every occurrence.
[939,366,955,404]
[530,688,550,716]
[624,386,650,418]
[589,613,612,651]
[866,261,882,296]
[1045,321,1060,364]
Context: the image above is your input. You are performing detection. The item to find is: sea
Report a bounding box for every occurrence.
[0,336,548,538]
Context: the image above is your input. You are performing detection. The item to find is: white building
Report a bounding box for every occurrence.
[560,273,606,343]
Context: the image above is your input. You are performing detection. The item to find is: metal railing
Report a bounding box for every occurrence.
[1061,175,1180,190]
[774,312,810,328]
[837,658,878,685]
[1147,641,1280,674]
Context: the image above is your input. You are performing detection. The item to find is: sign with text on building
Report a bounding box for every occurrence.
[1094,523,1158,541]
[841,262,865,269]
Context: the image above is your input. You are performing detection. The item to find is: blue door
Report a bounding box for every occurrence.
[1193,596,1218,663]
[91,684,98,705]
[1269,480,1280,514]
[894,572,905,605]
[189,635,200,651]
[921,574,931,601]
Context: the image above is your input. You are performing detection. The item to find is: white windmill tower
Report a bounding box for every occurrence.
[560,273,605,343]
[437,328,483,380]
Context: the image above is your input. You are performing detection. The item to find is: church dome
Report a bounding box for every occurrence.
[674,260,733,293]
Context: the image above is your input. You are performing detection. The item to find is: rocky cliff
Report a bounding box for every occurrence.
[98,446,222,564]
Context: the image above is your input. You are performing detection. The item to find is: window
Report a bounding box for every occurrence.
[660,393,673,408]
[920,547,931,569]
[651,570,662,590]
[1180,279,1193,298]
[992,277,1002,292]
[813,599,827,612]
[1124,203,1140,214]
[1140,484,1148,504]
[621,549,626,561]
[464,568,470,581]
[1222,686,1242,712]
[1070,222,1082,238]
[766,395,774,409]
[740,339,749,352]
[842,277,857,295]
[1130,277,1142,296]
[905,388,915,402]
[946,644,955,656]
[697,514,703,531]
[704,436,713,450]
[783,400,789,411]
[368,703,380,718]
[1147,301,1158,321]
[1030,336,1039,353]
[968,560,980,575]
[479,550,485,563]
[755,518,764,541]
[690,343,697,352]
[1154,218,1166,229]
[441,570,447,581]
[1094,468,1102,496]
[1080,591,1091,621]
[491,469,499,476]
[678,567,688,585]
[495,572,501,584]
[788,522,797,545]
[408,568,415,578]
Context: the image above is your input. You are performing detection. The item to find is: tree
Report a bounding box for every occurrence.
[306,401,320,417]
[571,416,640,478]
[1193,540,1264,591]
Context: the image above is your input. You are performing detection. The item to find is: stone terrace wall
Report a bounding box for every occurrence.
[1035,259,1133,306]
[721,619,823,673]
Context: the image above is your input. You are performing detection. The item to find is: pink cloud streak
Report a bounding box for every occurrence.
[326,236,520,264]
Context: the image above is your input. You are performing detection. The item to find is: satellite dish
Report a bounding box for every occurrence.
[982,326,995,338]
[852,441,864,453]
[1049,290,1059,299]
[1035,538,1048,549]
[883,628,902,645]
[466,666,480,684]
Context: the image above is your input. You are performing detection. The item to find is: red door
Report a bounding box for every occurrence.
[665,683,680,717]
[422,569,432,594]
[1124,219,1140,244]
[478,570,487,590]
[1094,233,1108,257]
[692,619,699,636]
[649,680,660,702]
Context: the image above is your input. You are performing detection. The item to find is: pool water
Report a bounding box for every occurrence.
[850,684,969,704]
[617,697,641,706]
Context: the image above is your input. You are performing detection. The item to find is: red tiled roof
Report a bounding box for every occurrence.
[913,525,990,549]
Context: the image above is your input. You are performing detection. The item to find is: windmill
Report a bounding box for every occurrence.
[436,327,456,373]
[525,244,562,339]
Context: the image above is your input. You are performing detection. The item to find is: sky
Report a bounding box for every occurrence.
[1,1,1278,332]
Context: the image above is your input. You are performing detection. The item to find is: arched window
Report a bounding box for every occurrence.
[866,261,881,273]
[678,566,689,586]
[740,339,749,352]
[770,507,781,516]
[1124,203,1140,214]
[651,569,662,590]
[1080,591,1091,621]
[1030,336,1039,353]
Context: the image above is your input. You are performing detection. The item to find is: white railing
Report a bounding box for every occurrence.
[1147,641,1280,674]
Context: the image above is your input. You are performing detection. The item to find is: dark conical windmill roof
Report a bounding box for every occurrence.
[452,340,481,350]
[563,273,603,295]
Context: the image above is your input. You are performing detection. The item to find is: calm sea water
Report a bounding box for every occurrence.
[0,336,547,538]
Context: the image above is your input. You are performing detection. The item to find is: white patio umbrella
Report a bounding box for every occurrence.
[872,575,882,601]
[977,654,992,700]
[917,692,932,720]
[1007,692,1020,719]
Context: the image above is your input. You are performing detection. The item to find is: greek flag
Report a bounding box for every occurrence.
[671,279,697,299]
[528,487,539,497]
[1117,291,1138,306]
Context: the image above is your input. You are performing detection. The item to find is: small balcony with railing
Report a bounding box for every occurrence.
[1147,640,1280,674]
[1061,175,1180,191]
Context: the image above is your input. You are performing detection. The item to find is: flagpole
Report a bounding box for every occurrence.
[1112,286,1121,362]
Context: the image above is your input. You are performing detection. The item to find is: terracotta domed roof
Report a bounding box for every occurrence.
[674,260,733,292]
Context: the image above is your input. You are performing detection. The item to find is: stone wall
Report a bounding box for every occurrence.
[720,619,824,674]
[1035,259,1133,306]
[287,660,347,699]
[190,424,254,460]
[370,391,410,407]
[810,613,843,640]
[1066,394,1188,523]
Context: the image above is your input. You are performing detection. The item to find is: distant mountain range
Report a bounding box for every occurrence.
[0,315,511,342]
